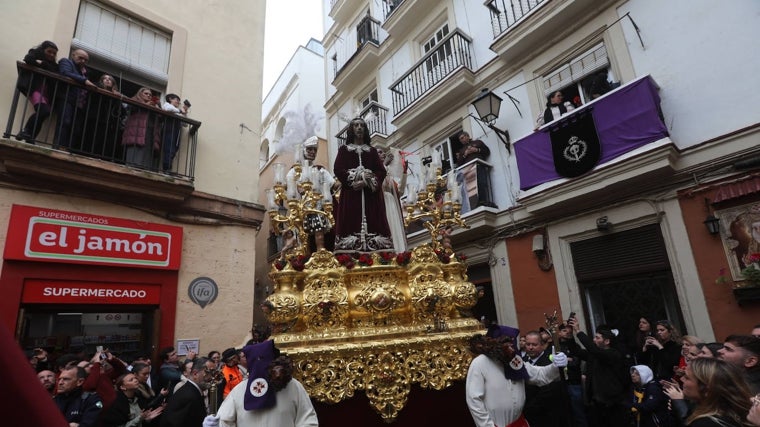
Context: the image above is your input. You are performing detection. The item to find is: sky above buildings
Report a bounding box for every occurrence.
[263,0,324,95]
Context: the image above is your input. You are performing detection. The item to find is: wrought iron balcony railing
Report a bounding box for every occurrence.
[486,0,548,38]
[335,101,389,146]
[389,29,473,115]
[381,0,405,21]
[5,62,201,179]
[334,14,382,80]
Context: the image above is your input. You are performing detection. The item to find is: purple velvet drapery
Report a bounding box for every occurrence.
[514,75,668,190]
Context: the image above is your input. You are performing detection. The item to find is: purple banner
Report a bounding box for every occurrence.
[514,75,668,190]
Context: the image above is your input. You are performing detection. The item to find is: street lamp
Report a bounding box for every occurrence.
[470,89,511,152]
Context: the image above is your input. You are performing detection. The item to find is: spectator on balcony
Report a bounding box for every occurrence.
[122,87,161,170]
[55,48,97,150]
[536,90,575,128]
[377,147,408,253]
[333,117,393,254]
[82,74,124,159]
[161,94,188,172]
[455,131,493,211]
[16,41,59,144]
[97,74,121,95]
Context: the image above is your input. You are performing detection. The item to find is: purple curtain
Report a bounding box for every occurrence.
[514,75,668,190]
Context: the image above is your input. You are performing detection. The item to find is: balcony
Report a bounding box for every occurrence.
[380,0,405,22]
[2,62,202,207]
[513,75,674,214]
[390,29,474,115]
[328,0,356,24]
[382,0,438,38]
[488,0,616,61]
[389,28,476,135]
[335,101,389,146]
[332,15,383,90]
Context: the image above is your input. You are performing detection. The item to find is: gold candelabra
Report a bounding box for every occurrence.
[403,166,468,254]
[267,163,335,257]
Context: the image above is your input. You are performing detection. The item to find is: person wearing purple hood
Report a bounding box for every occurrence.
[203,339,318,427]
[465,324,568,427]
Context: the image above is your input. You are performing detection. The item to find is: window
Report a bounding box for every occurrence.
[423,24,452,78]
[359,88,379,116]
[433,129,461,175]
[541,42,616,106]
[72,0,172,94]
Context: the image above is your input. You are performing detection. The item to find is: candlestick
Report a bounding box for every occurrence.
[265,189,277,210]
[273,163,285,185]
[301,164,311,183]
[452,182,461,203]
[287,176,297,199]
[322,180,332,202]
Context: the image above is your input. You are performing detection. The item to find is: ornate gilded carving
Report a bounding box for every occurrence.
[262,157,482,422]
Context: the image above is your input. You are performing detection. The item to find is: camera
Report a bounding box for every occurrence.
[183,99,192,108]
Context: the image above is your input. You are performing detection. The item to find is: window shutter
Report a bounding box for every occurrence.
[73,1,171,85]
[571,224,669,282]
[543,43,608,95]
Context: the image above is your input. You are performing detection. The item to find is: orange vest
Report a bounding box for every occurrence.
[222,365,244,398]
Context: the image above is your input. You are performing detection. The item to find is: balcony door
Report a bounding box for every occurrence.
[423,24,452,82]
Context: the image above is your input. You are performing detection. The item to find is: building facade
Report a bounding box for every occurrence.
[257,38,327,324]
[0,0,266,359]
[322,0,760,342]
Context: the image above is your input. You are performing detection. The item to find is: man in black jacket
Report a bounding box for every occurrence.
[53,365,103,427]
[161,358,211,427]
[569,317,628,427]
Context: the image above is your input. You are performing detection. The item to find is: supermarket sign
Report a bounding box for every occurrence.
[4,205,182,269]
[22,280,161,305]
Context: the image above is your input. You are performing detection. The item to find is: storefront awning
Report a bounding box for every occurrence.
[713,175,760,203]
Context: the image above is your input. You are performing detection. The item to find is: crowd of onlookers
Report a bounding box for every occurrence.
[26,318,760,427]
[15,40,190,173]
[511,317,760,427]
[28,326,264,427]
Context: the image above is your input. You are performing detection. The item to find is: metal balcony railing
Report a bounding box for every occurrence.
[486,0,547,38]
[334,15,382,80]
[357,14,381,47]
[381,0,405,21]
[389,29,473,115]
[5,62,201,179]
[336,101,389,146]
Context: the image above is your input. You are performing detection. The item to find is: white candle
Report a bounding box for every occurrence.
[287,176,297,199]
[295,144,303,164]
[265,189,277,210]
[313,167,323,188]
[452,182,462,203]
[406,184,417,204]
[300,164,311,183]
[432,149,441,168]
[273,163,285,185]
[322,180,332,202]
[447,172,456,192]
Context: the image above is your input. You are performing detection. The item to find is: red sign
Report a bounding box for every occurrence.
[22,280,161,305]
[4,205,182,270]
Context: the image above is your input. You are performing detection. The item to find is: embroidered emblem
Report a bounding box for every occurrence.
[249,378,269,397]
[562,136,588,163]
[510,356,524,370]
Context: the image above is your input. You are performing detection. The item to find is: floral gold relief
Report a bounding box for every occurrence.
[264,246,483,422]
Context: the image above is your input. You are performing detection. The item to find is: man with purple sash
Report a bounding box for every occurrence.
[203,339,318,427]
[466,324,568,427]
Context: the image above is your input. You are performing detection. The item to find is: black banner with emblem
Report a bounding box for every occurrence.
[549,109,601,178]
